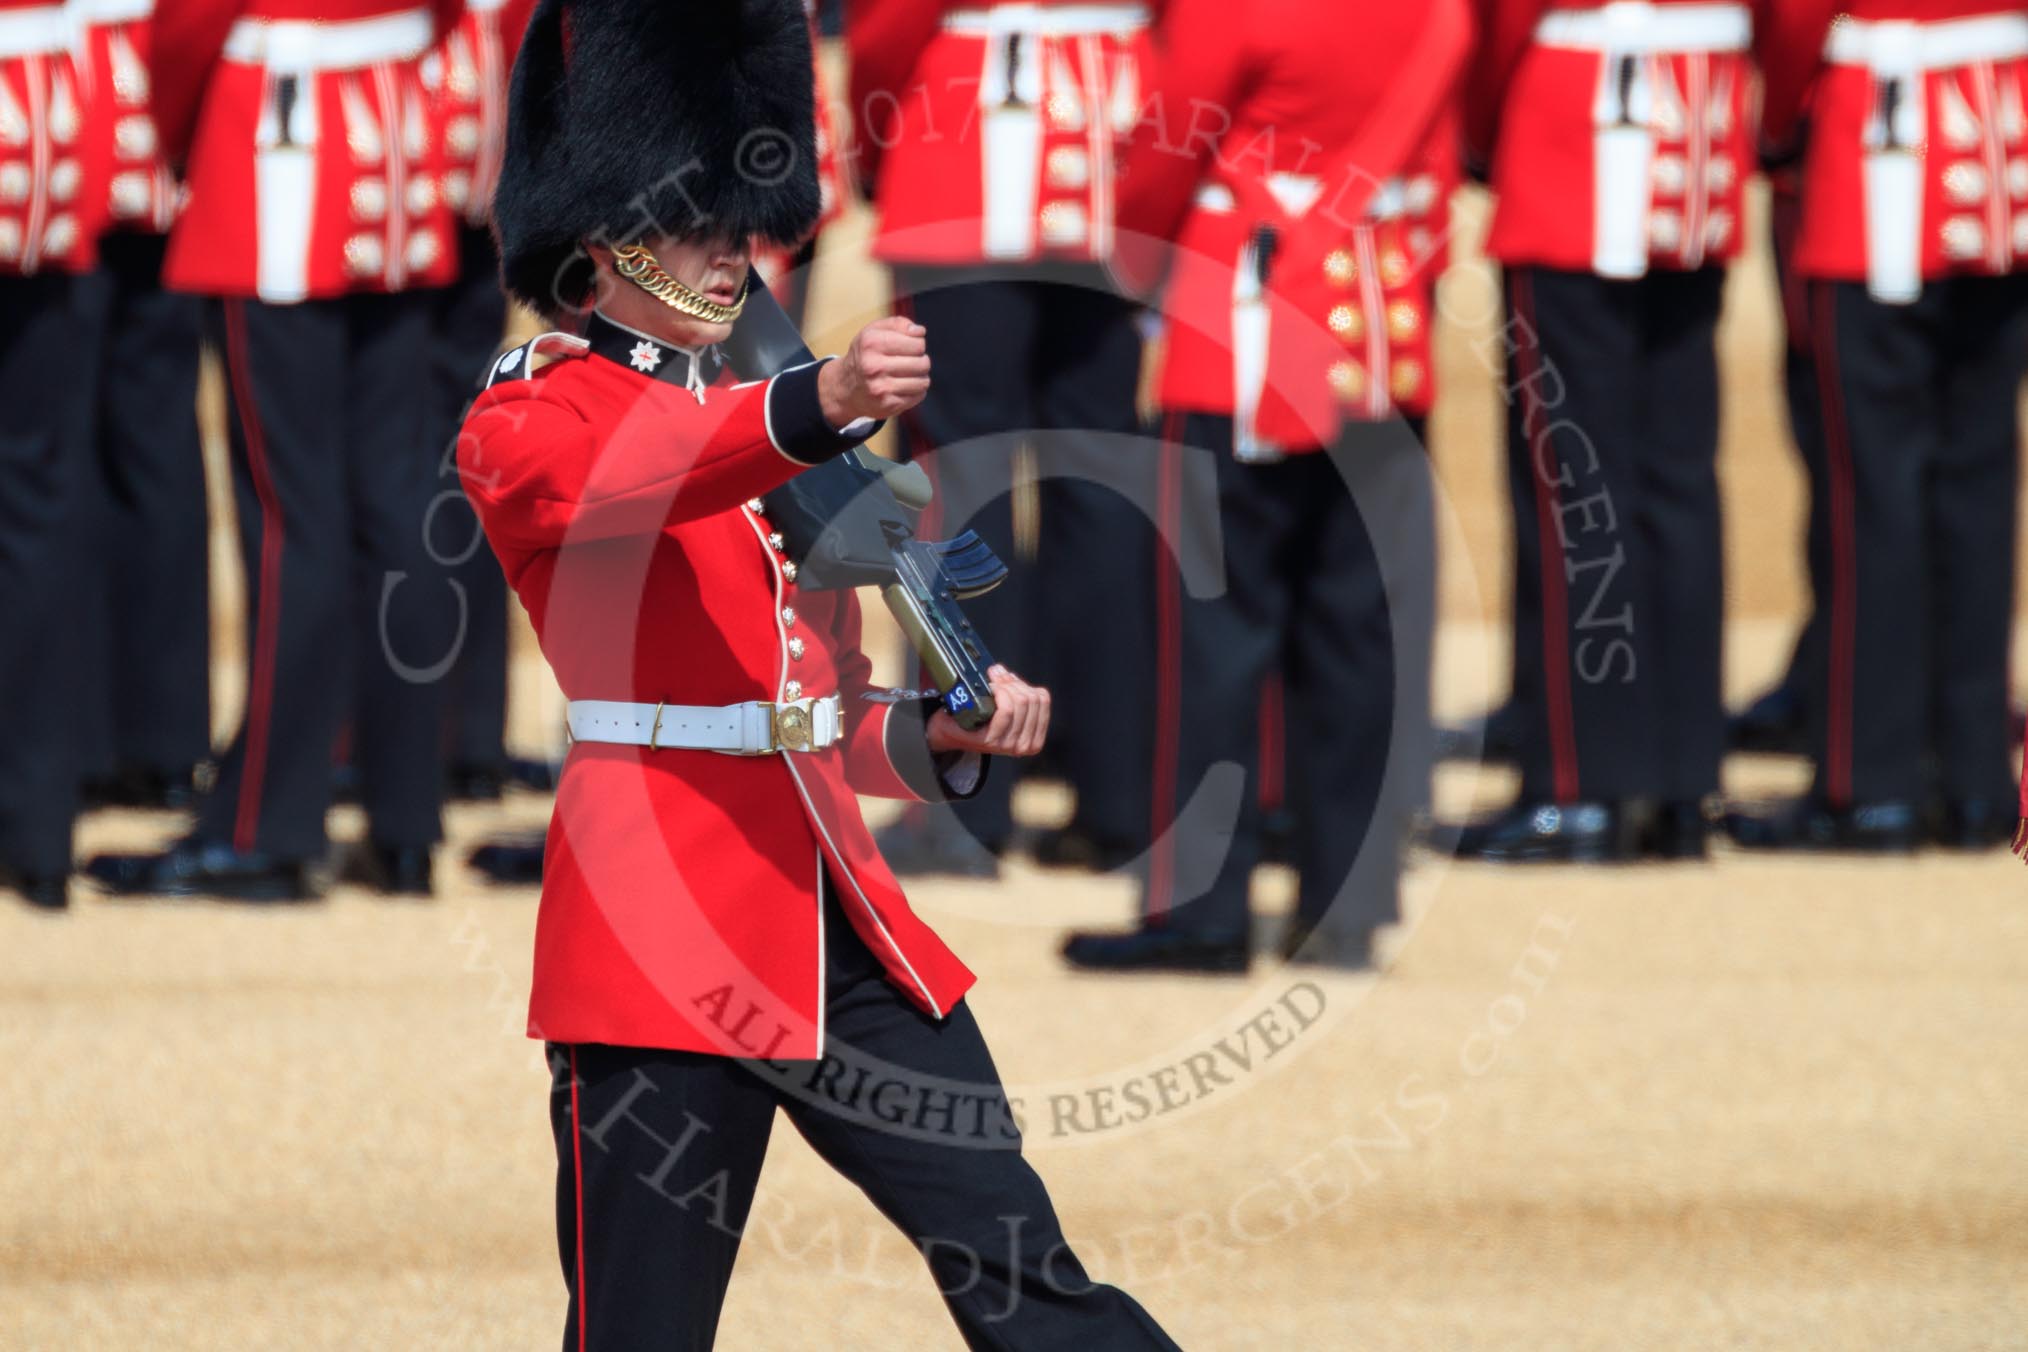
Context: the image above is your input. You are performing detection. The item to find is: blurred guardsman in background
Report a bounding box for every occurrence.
[0,0,107,909]
[87,0,465,900]
[1724,164,1826,760]
[1734,1,2028,852]
[849,0,1155,879]
[420,0,533,804]
[460,2,1175,1345]
[1442,0,1769,862]
[1061,0,1467,973]
[72,0,211,812]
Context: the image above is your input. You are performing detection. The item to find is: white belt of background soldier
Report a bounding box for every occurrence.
[1533,3,1750,54]
[222,7,433,68]
[567,696,846,757]
[942,4,1146,38]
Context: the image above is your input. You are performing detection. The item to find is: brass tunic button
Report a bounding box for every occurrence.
[768,532,785,551]
[781,607,797,627]
[746,497,765,512]
[785,679,803,700]
[788,637,806,661]
[782,560,799,583]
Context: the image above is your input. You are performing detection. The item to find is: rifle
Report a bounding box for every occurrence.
[723,274,1007,729]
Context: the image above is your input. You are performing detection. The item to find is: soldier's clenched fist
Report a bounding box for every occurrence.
[818,316,931,424]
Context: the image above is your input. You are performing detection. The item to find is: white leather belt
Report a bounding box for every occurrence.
[0,6,68,57]
[222,8,433,68]
[567,695,844,756]
[944,4,1147,37]
[68,0,154,25]
[1535,3,1750,54]
[1825,13,2028,71]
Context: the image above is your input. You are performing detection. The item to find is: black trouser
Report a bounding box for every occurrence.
[1770,183,1829,709]
[195,292,452,860]
[75,232,209,782]
[890,264,1152,849]
[1502,265,1725,803]
[1142,414,1435,942]
[0,274,93,876]
[549,880,1178,1352]
[1805,276,2028,806]
[428,225,512,775]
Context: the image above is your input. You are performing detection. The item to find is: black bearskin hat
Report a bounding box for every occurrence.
[493,0,821,317]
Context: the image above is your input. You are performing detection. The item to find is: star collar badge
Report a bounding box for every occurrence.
[628,340,664,373]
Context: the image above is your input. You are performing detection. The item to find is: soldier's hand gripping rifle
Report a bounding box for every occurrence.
[724,274,1007,729]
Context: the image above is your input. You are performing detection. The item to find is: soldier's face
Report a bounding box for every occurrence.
[593,234,753,347]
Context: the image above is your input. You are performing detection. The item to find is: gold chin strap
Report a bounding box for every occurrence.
[611,243,750,324]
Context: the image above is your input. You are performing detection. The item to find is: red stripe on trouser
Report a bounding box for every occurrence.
[1258,676,1285,811]
[1146,413,1183,922]
[570,1047,588,1352]
[1811,282,1858,804]
[1510,271,1581,801]
[222,300,287,853]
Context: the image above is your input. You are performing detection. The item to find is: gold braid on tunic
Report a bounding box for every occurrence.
[611,243,750,323]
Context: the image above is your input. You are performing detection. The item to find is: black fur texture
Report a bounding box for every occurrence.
[493,0,821,318]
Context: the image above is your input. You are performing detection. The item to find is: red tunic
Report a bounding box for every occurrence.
[1114,0,1472,451]
[1468,0,1772,276]
[73,0,178,233]
[1762,2,2028,297]
[420,0,531,228]
[457,319,977,1059]
[0,0,107,274]
[151,0,463,299]
[849,0,1149,265]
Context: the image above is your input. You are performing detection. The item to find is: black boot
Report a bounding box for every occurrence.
[84,840,320,901]
[1723,797,1923,853]
[1061,926,1251,974]
[2,864,68,910]
[1644,799,1712,861]
[1726,683,1811,755]
[1027,825,1140,874]
[1930,797,2016,851]
[468,836,548,885]
[340,841,435,897]
[1440,800,1644,863]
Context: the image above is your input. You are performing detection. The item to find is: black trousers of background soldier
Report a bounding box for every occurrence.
[75,231,209,802]
[196,293,454,862]
[1141,415,1435,949]
[1501,265,1726,807]
[550,878,1181,1352]
[0,274,95,886]
[1802,275,2028,811]
[887,264,1154,861]
[428,225,514,786]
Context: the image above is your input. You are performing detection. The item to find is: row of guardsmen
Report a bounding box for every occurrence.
[3,0,2025,967]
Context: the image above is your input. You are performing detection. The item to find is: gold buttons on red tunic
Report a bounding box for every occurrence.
[1328,359,1366,401]
[781,607,796,627]
[1390,359,1425,403]
[788,637,805,661]
[1387,301,1422,342]
[768,532,785,552]
[1324,249,1357,286]
[785,679,803,700]
[1327,303,1362,339]
[781,560,799,583]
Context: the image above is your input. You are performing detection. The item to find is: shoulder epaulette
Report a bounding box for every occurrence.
[484,332,591,389]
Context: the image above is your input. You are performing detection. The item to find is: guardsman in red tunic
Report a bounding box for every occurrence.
[1442,0,1771,862]
[459,3,1178,1346]
[1061,0,1469,972]
[417,0,534,804]
[0,0,106,908]
[85,0,468,900]
[71,0,213,812]
[848,0,1157,878]
[1734,2,2028,852]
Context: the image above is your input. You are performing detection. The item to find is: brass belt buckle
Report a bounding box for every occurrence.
[774,699,813,753]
